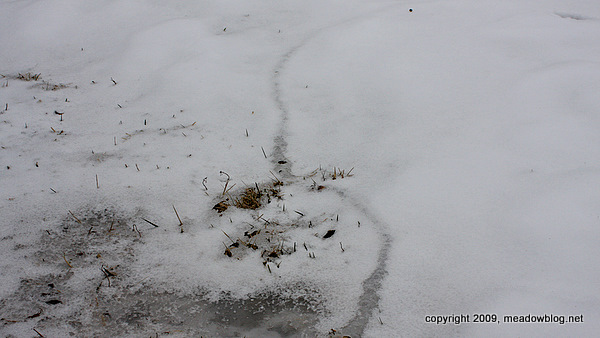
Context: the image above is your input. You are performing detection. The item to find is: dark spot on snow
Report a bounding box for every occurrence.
[323,230,335,239]
[27,309,42,319]
[46,299,62,305]
[278,160,287,164]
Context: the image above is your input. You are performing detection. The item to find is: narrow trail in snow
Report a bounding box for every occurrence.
[268,6,397,337]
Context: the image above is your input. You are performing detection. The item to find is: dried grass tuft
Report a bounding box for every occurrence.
[236,188,262,210]
[16,72,41,81]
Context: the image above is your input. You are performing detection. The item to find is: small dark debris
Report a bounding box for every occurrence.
[229,242,240,248]
[46,299,62,305]
[323,230,336,239]
[101,266,117,277]
[224,248,232,257]
[213,201,229,213]
[244,230,260,238]
[27,310,42,319]
[278,160,287,164]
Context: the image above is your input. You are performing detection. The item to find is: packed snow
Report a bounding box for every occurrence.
[1,0,599,336]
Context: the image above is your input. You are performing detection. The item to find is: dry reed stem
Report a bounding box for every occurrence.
[172,205,183,225]
[142,218,159,227]
[68,210,82,224]
[63,253,73,268]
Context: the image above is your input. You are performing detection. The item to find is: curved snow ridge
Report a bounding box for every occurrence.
[270,1,402,181]
[269,4,400,335]
[330,187,393,337]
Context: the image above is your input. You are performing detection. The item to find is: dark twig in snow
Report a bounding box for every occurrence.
[142,218,159,227]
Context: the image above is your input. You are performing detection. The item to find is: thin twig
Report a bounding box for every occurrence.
[142,218,159,227]
[224,183,236,195]
[220,171,231,196]
[221,230,235,243]
[132,224,142,237]
[173,205,183,227]
[222,180,229,196]
[269,171,281,184]
[68,210,82,224]
[63,253,73,268]
[219,171,230,180]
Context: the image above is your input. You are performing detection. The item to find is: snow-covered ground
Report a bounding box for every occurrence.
[1,0,599,336]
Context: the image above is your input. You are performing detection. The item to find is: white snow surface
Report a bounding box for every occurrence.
[1,0,600,336]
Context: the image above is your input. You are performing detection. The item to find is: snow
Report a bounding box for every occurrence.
[1,0,600,336]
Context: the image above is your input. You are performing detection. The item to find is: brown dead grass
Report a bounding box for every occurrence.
[236,187,262,210]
